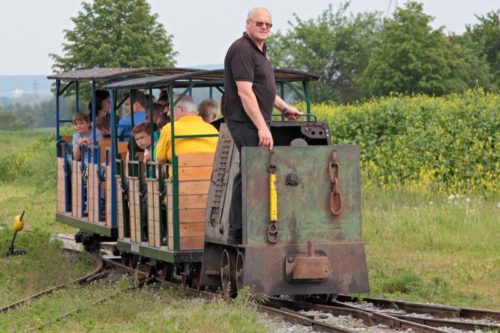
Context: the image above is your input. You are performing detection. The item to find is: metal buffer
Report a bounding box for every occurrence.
[285,241,329,282]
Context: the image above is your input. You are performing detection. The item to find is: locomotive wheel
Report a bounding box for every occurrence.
[156,262,173,281]
[121,253,131,267]
[191,270,202,290]
[83,234,101,252]
[220,249,236,299]
[129,254,139,269]
[180,274,190,287]
[235,251,244,291]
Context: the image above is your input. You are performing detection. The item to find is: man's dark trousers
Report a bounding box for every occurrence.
[226,121,260,242]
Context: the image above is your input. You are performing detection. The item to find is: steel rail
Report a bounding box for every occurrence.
[0,255,104,314]
[387,312,500,331]
[258,304,356,333]
[337,294,500,321]
[26,271,152,332]
[267,297,448,333]
[331,299,500,332]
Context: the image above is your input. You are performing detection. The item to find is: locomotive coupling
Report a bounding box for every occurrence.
[284,241,329,282]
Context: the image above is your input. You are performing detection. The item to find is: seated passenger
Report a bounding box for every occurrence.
[157,90,168,108]
[95,115,110,139]
[72,113,102,163]
[145,103,163,132]
[87,89,110,121]
[156,95,218,164]
[210,93,226,130]
[198,99,220,123]
[153,111,170,161]
[157,112,170,132]
[132,123,154,163]
[117,90,147,141]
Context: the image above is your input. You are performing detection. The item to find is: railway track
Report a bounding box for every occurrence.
[5,236,498,333]
[0,252,105,314]
[337,294,500,321]
[262,296,500,333]
[26,260,152,332]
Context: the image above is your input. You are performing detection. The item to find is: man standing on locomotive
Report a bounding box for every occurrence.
[224,7,303,243]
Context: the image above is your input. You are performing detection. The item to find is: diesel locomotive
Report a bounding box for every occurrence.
[50,67,369,298]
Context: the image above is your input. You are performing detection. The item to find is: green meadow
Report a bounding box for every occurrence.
[0,125,498,331]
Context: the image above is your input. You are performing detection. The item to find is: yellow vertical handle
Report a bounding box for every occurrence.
[269,173,278,222]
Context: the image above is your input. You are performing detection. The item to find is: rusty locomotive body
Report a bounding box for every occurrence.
[50,68,369,298]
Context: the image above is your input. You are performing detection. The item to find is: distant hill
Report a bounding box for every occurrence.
[0,76,52,100]
[0,66,224,104]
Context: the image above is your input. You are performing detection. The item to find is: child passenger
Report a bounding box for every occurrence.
[72,113,102,163]
[72,113,92,162]
[198,99,220,123]
[132,123,154,163]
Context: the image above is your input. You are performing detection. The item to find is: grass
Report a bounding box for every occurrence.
[0,129,271,332]
[0,129,498,333]
[363,187,500,309]
[0,279,270,333]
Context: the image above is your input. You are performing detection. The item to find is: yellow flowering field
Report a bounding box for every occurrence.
[312,90,499,195]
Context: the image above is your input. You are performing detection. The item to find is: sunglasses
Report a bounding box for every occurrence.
[249,19,273,29]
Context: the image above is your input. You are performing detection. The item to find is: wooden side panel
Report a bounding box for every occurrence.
[57,158,66,213]
[129,177,142,243]
[99,139,111,164]
[87,163,100,223]
[116,175,125,240]
[167,222,204,237]
[118,142,128,162]
[71,161,83,218]
[167,236,204,250]
[178,167,213,181]
[166,153,214,250]
[105,165,112,227]
[166,180,210,195]
[167,208,205,223]
[167,194,208,210]
[147,179,162,248]
[177,153,215,167]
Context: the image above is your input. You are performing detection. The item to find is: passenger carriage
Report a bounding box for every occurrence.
[49,67,197,251]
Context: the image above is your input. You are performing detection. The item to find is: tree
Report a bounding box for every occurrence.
[363,2,490,96]
[268,3,381,103]
[460,10,500,91]
[50,0,177,73]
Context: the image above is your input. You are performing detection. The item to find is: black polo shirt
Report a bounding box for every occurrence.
[223,32,276,123]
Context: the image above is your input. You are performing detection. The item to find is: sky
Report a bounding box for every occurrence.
[0,0,498,75]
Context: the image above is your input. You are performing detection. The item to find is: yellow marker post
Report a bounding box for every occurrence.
[7,210,26,256]
[269,173,278,222]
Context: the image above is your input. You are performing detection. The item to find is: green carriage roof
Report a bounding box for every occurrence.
[47,67,199,81]
[102,68,319,90]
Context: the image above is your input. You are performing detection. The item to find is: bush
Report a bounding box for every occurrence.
[313,89,499,194]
